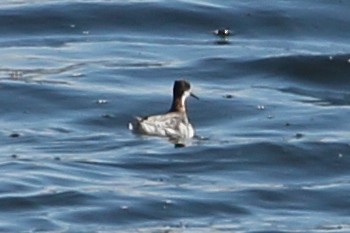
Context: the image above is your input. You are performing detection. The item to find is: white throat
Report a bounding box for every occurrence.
[181,90,191,107]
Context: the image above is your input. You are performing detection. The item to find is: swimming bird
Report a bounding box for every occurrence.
[129,80,198,139]
[213,28,232,37]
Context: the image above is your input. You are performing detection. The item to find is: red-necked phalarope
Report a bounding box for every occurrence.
[129,80,198,139]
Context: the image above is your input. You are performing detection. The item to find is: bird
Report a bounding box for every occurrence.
[129,80,198,140]
[213,28,232,37]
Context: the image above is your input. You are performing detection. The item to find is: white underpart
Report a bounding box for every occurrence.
[130,112,195,139]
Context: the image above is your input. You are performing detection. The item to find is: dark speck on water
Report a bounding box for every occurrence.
[223,94,234,99]
[1,0,350,232]
[9,133,20,138]
[101,113,114,118]
[214,28,232,37]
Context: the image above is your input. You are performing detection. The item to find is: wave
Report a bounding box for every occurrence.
[1,0,350,41]
[0,1,231,36]
[193,54,350,86]
[247,54,350,84]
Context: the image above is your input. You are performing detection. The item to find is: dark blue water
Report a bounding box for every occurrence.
[1,0,350,232]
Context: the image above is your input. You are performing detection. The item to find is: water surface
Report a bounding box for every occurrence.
[1,0,350,232]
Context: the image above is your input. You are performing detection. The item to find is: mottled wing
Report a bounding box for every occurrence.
[139,113,184,138]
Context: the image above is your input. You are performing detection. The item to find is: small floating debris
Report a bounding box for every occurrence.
[329,56,333,61]
[11,154,18,159]
[9,133,20,138]
[163,200,173,210]
[120,205,129,210]
[213,28,232,37]
[10,71,23,80]
[96,99,108,104]
[338,153,343,158]
[102,114,114,118]
[71,73,85,78]
[295,133,304,139]
[70,24,76,28]
[257,105,265,110]
[195,135,209,141]
[213,28,232,45]
[164,199,173,205]
[223,94,234,99]
[285,122,291,127]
